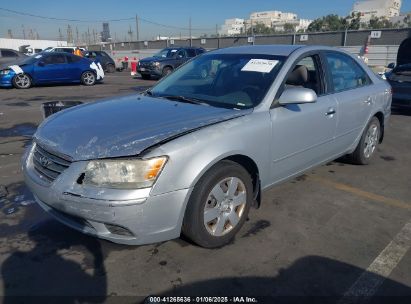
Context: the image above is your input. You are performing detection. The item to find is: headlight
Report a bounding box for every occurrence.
[0,69,11,75]
[151,62,160,67]
[83,156,167,189]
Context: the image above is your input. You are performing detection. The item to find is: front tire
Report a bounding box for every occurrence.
[81,71,96,86]
[141,74,151,80]
[162,66,173,77]
[182,160,253,248]
[349,117,381,165]
[13,73,32,89]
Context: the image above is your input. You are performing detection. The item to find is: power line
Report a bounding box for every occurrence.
[0,7,215,31]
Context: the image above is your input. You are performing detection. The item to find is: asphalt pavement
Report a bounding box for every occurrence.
[0,71,410,303]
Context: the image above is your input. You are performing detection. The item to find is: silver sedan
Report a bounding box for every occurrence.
[23,45,392,248]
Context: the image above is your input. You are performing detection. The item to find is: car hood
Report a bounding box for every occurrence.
[0,59,28,71]
[140,56,172,63]
[34,95,252,161]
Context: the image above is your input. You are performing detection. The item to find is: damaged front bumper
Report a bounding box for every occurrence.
[22,144,190,245]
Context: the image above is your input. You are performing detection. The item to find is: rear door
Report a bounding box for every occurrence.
[269,53,338,182]
[65,54,84,81]
[174,49,187,68]
[33,53,68,82]
[323,51,374,151]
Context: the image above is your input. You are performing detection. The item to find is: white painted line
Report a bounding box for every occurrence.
[339,221,411,303]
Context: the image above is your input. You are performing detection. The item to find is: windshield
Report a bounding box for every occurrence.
[154,48,179,58]
[150,53,285,109]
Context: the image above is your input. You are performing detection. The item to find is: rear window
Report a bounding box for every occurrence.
[186,49,197,57]
[67,55,82,63]
[196,49,205,55]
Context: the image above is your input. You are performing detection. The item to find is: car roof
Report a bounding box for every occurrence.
[210,44,304,56]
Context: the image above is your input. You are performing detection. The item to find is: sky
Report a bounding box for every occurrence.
[1,0,411,41]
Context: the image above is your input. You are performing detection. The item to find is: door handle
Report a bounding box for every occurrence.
[325,108,336,116]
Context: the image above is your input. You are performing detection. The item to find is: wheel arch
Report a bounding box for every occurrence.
[373,111,385,143]
[223,155,261,208]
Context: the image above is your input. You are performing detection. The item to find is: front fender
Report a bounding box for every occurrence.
[145,111,272,197]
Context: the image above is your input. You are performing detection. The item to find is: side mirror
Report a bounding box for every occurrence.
[278,87,317,105]
[387,62,395,69]
[38,61,45,67]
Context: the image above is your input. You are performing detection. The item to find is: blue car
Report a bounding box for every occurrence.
[0,52,105,89]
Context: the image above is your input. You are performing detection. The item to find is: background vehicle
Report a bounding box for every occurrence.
[0,52,104,89]
[385,37,411,109]
[137,46,205,79]
[0,48,27,65]
[23,45,391,248]
[43,47,86,54]
[84,51,116,73]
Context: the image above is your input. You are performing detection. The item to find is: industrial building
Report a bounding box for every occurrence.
[351,0,402,21]
[219,11,312,36]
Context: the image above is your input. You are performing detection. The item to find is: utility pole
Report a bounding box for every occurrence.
[128,25,133,50]
[58,28,63,42]
[7,29,13,39]
[189,17,192,46]
[135,15,139,41]
[22,25,26,39]
[251,20,255,45]
[87,27,91,45]
[215,24,218,36]
[76,27,79,45]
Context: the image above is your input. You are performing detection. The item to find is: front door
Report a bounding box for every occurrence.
[269,54,338,183]
[34,53,68,82]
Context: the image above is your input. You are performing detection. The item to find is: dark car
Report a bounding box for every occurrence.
[137,46,205,79]
[0,48,28,65]
[84,51,116,73]
[385,37,411,109]
[0,52,104,89]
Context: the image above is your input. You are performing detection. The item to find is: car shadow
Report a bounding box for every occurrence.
[1,218,108,303]
[151,255,411,304]
[391,107,411,116]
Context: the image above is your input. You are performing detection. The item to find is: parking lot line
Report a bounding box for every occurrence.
[339,220,411,303]
[309,175,411,210]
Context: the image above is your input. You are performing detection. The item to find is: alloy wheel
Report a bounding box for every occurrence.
[363,124,379,158]
[14,74,30,88]
[203,177,247,237]
[82,72,95,85]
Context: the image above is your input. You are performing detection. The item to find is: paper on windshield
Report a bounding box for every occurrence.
[241,59,279,73]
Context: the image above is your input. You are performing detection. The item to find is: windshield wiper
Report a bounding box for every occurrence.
[159,95,208,106]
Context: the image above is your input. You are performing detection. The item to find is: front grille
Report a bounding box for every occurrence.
[32,144,72,182]
[139,62,151,68]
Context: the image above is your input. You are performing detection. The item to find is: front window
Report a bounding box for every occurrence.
[150,53,285,109]
[154,48,179,58]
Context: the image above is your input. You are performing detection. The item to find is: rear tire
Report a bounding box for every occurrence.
[13,73,32,89]
[349,117,380,165]
[81,71,96,86]
[182,160,253,248]
[141,74,151,80]
[106,64,115,73]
